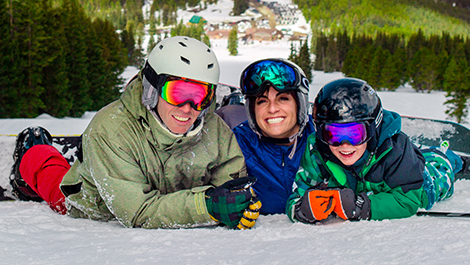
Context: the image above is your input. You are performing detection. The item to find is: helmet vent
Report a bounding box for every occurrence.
[158,44,163,50]
[178,41,187,47]
[180,56,190,65]
[208,63,214,69]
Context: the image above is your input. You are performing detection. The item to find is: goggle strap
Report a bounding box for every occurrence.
[143,62,167,90]
[241,59,302,97]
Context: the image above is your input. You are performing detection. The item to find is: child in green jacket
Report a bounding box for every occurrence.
[287,77,459,222]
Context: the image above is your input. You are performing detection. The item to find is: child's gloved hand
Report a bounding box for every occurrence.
[205,176,257,228]
[294,188,371,223]
[329,188,371,221]
[295,189,337,223]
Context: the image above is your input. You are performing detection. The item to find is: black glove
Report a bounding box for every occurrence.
[205,176,256,228]
[331,189,371,221]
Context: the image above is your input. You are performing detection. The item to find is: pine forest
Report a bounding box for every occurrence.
[2,0,470,120]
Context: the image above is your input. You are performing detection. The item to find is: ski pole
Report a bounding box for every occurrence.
[416,211,470,217]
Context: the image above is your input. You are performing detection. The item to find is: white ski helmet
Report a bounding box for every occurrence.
[142,36,220,110]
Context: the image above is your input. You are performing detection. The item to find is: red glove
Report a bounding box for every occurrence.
[295,189,337,223]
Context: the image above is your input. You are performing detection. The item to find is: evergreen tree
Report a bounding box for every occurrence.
[228,27,238,56]
[324,36,338,73]
[297,40,313,81]
[443,44,470,123]
[202,34,211,47]
[232,0,248,16]
[171,20,210,45]
[86,18,113,112]
[368,46,388,90]
[39,0,71,117]
[408,47,426,92]
[357,44,375,82]
[407,28,426,62]
[90,18,127,110]
[420,47,440,92]
[0,0,21,117]
[336,29,350,70]
[13,0,47,117]
[435,49,450,90]
[147,35,157,55]
[380,49,401,91]
[408,47,439,92]
[61,0,92,117]
[288,42,298,62]
[394,47,408,86]
[313,32,327,71]
[148,15,157,36]
[342,45,361,78]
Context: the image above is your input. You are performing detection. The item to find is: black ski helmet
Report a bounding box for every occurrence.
[314,78,383,145]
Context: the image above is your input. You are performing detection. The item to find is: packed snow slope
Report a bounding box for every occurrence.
[2,0,470,262]
[1,39,470,265]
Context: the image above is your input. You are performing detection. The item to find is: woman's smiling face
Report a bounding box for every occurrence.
[254,86,299,140]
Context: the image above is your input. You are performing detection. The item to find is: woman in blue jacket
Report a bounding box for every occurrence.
[232,58,315,214]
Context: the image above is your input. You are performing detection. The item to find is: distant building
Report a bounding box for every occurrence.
[244,28,284,42]
[188,15,207,25]
[207,29,231,39]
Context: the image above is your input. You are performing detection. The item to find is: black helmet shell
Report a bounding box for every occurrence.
[314,78,382,125]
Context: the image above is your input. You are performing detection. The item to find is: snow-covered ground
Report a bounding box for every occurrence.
[2,0,470,263]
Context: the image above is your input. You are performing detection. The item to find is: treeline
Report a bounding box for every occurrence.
[294,0,470,40]
[147,20,212,54]
[314,29,470,122]
[0,0,128,118]
[78,0,144,30]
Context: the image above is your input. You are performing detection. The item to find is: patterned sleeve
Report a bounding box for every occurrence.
[286,134,326,221]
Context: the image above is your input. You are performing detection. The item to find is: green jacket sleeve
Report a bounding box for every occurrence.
[286,135,325,221]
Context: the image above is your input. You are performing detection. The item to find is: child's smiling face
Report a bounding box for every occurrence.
[329,142,367,166]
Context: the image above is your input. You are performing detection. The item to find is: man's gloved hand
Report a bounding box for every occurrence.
[294,188,371,223]
[330,188,371,221]
[205,176,257,228]
[236,193,262,230]
[294,189,337,223]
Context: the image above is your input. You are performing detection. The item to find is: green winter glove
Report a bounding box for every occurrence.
[205,176,256,228]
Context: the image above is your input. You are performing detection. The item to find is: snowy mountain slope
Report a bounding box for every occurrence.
[3,1,470,262]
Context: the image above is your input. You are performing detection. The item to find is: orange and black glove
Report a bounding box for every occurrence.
[294,189,336,223]
[294,188,371,223]
[329,189,371,221]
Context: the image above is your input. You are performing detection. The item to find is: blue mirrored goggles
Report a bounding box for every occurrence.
[240,59,309,97]
[318,122,372,146]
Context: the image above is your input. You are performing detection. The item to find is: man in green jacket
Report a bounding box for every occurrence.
[10,36,260,229]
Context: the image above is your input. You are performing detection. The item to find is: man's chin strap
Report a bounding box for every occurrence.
[147,106,203,137]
